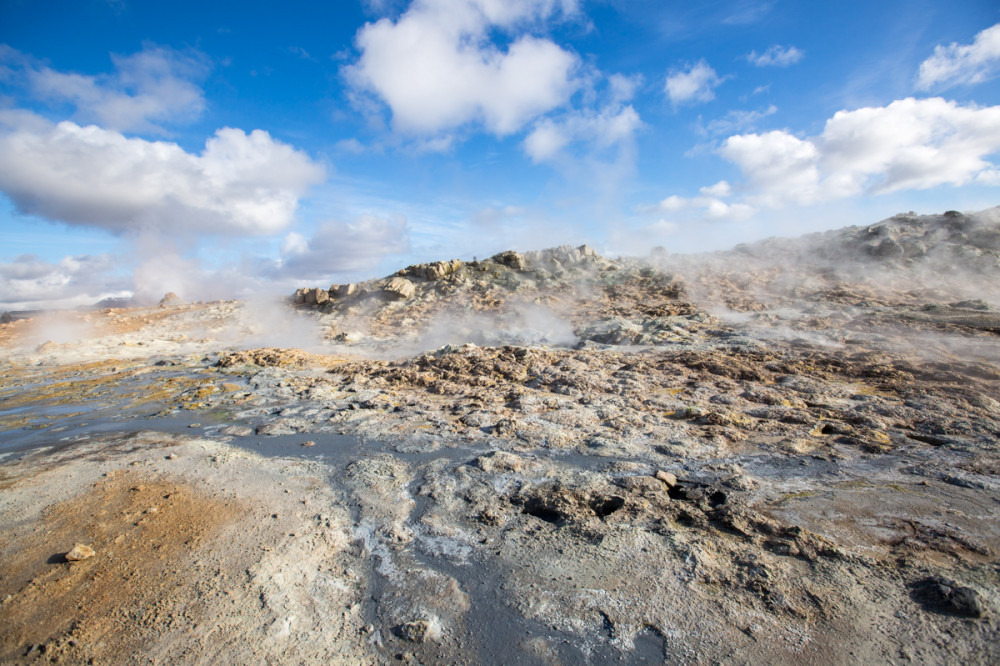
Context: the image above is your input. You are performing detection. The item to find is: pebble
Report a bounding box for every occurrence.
[655,470,678,487]
[65,544,96,561]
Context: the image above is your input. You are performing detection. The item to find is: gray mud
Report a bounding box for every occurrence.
[2,209,1000,663]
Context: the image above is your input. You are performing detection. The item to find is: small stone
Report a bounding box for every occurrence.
[166,453,178,460]
[301,440,316,447]
[654,470,678,487]
[395,619,431,643]
[65,544,95,561]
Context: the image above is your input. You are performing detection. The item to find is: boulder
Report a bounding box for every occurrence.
[0,312,12,324]
[382,277,415,300]
[333,283,358,298]
[492,250,526,271]
[311,287,330,306]
[425,259,463,280]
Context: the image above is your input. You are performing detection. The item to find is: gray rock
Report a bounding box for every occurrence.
[312,287,330,306]
[492,250,526,271]
[916,576,985,618]
[382,277,415,300]
[654,470,678,488]
[395,619,432,642]
[333,283,358,298]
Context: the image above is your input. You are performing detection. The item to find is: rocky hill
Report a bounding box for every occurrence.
[288,208,1000,354]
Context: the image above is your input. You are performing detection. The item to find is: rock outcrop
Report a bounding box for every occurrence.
[381,277,415,300]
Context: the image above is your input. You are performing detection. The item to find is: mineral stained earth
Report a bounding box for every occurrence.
[1,209,999,664]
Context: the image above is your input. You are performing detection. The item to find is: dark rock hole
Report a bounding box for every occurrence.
[666,484,688,500]
[591,495,625,518]
[908,433,949,447]
[708,490,727,508]
[521,500,563,525]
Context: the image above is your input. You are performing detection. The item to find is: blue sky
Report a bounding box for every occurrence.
[1,0,999,309]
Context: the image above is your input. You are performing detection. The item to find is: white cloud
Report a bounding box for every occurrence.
[608,72,643,103]
[523,103,640,162]
[345,0,581,136]
[821,97,1000,195]
[0,253,130,311]
[718,97,1000,207]
[653,195,686,212]
[646,97,1000,225]
[523,120,569,162]
[278,214,411,279]
[699,180,732,198]
[746,45,803,67]
[17,44,209,133]
[642,183,754,223]
[917,23,1000,90]
[701,104,777,135]
[720,130,821,206]
[0,113,325,236]
[665,60,722,105]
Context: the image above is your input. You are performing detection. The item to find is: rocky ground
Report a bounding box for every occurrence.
[1,209,999,664]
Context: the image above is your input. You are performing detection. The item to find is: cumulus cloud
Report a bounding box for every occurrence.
[2,44,209,134]
[0,113,325,236]
[917,23,1000,90]
[345,0,581,136]
[0,253,130,311]
[278,214,411,280]
[648,97,1000,221]
[642,181,754,222]
[665,60,722,106]
[689,97,1000,212]
[523,103,640,162]
[720,130,821,206]
[726,97,1000,205]
[746,45,803,67]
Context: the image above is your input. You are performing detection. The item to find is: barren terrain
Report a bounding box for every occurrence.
[1,209,999,664]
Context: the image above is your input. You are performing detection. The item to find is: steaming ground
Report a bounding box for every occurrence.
[2,209,999,663]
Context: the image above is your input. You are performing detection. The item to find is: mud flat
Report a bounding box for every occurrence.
[1,209,999,663]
